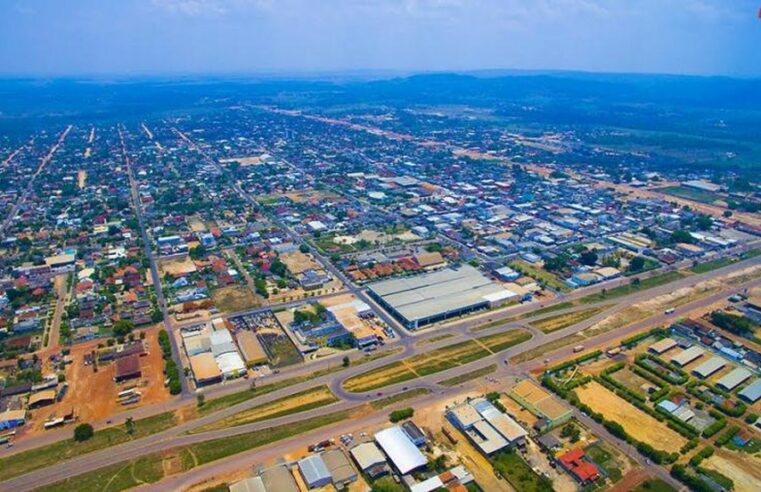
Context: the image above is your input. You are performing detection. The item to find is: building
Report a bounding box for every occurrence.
[557,448,601,485]
[401,420,426,447]
[446,397,527,456]
[259,465,299,492]
[298,454,332,489]
[229,477,265,492]
[691,356,726,379]
[374,426,428,475]
[114,354,142,382]
[738,379,761,403]
[648,338,677,355]
[508,379,573,431]
[28,389,57,408]
[236,330,268,366]
[189,352,222,386]
[410,466,475,492]
[682,179,721,193]
[322,449,358,487]
[716,368,752,391]
[0,409,26,430]
[670,346,705,367]
[350,442,388,478]
[367,264,516,329]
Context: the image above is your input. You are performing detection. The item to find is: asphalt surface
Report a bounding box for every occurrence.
[2,254,759,492]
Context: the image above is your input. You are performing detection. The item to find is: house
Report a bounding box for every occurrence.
[557,448,601,484]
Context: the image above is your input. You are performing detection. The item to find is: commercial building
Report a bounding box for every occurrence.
[367,264,517,329]
[236,330,268,366]
[229,477,265,492]
[670,346,704,367]
[350,442,388,478]
[716,368,752,391]
[28,390,57,408]
[0,409,26,430]
[446,397,527,456]
[738,379,761,403]
[691,356,726,379]
[298,454,332,489]
[260,465,299,492]
[189,352,222,386]
[114,354,142,382]
[508,379,573,431]
[649,338,677,355]
[322,449,358,487]
[374,426,428,475]
[558,448,601,485]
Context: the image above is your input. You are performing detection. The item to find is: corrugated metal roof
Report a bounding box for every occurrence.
[692,356,725,378]
[739,379,761,402]
[716,367,752,390]
[375,426,427,474]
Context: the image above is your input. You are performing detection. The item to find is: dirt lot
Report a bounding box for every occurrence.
[279,251,322,275]
[187,215,207,232]
[24,326,170,437]
[575,381,685,452]
[703,449,761,492]
[159,255,198,277]
[211,285,260,313]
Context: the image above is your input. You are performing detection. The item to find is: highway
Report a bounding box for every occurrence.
[2,253,759,491]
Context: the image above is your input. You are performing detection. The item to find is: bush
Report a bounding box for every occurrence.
[715,426,740,447]
[689,446,714,467]
[702,418,727,438]
[671,464,713,492]
[389,408,414,423]
[73,423,94,442]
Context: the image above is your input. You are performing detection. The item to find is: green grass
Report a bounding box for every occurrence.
[371,388,432,409]
[578,271,685,304]
[476,328,532,352]
[0,411,177,481]
[191,386,339,433]
[510,260,571,293]
[492,450,553,492]
[470,302,575,332]
[690,249,761,274]
[439,364,497,386]
[38,408,355,492]
[530,305,611,333]
[633,478,678,492]
[657,185,721,204]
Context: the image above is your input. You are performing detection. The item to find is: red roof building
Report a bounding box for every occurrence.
[557,448,600,484]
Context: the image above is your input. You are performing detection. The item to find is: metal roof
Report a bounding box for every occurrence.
[350,442,386,471]
[375,426,427,474]
[670,346,704,366]
[691,356,726,378]
[716,367,752,391]
[739,379,761,403]
[298,454,331,487]
[367,264,509,323]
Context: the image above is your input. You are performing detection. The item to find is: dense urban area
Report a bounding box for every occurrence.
[1,74,761,492]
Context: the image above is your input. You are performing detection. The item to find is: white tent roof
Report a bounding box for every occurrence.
[374,426,427,475]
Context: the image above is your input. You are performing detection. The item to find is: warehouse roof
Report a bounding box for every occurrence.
[375,426,427,474]
[649,338,677,355]
[367,264,508,323]
[260,465,299,492]
[670,346,704,367]
[229,477,266,492]
[739,379,761,403]
[692,356,726,378]
[322,449,357,484]
[115,354,141,380]
[28,390,56,407]
[190,352,222,382]
[298,454,331,487]
[350,442,387,471]
[236,330,267,365]
[716,367,752,391]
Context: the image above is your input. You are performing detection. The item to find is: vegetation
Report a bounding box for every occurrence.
[73,423,94,442]
[439,364,496,386]
[389,407,414,423]
[371,388,431,410]
[492,449,553,492]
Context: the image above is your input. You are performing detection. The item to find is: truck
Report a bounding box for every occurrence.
[573,345,585,353]
[664,308,675,315]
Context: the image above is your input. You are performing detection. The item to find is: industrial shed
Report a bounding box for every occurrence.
[0,409,26,430]
[670,346,704,367]
[649,338,677,355]
[508,379,572,431]
[716,368,752,391]
[229,477,265,492]
[28,390,57,408]
[260,465,299,492]
[739,379,761,403]
[350,442,388,478]
[236,330,268,366]
[691,356,726,379]
[374,426,427,475]
[322,449,357,486]
[298,454,332,489]
[114,354,142,382]
[367,264,515,329]
[189,352,222,386]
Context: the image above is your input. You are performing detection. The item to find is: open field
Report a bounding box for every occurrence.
[0,412,177,481]
[438,364,496,386]
[656,185,721,204]
[38,407,358,492]
[190,386,338,433]
[703,449,761,492]
[370,388,432,409]
[158,255,197,276]
[511,259,571,292]
[511,332,587,364]
[579,271,686,304]
[477,328,532,352]
[531,305,611,333]
[210,285,259,313]
[575,381,685,452]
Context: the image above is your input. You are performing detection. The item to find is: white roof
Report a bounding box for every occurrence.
[692,356,726,378]
[210,328,233,345]
[350,442,386,470]
[717,368,752,390]
[670,346,704,366]
[482,289,518,303]
[410,476,444,492]
[216,351,246,376]
[375,426,427,474]
[229,477,266,492]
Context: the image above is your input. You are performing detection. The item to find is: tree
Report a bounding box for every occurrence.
[197,394,205,407]
[670,229,693,244]
[299,244,310,254]
[342,356,350,367]
[74,423,94,442]
[125,417,135,435]
[629,256,646,272]
[579,250,598,266]
[112,319,134,337]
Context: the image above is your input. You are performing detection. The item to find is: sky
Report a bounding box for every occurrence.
[0,0,759,77]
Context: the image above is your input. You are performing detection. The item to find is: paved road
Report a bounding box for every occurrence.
[0,126,71,236]
[3,259,758,491]
[119,127,190,396]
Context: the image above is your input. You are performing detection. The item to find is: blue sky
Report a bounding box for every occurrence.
[1,0,759,77]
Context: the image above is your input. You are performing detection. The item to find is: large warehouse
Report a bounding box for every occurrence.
[366,264,517,329]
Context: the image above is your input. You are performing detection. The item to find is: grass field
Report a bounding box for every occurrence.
[530,305,611,333]
[510,259,571,293]
[492,450,553,492]
[657,185,721,204]
[370,388,431,409]
[510,332,587,364]
[633,478,678,492]
[690,249,761,274]
[439,364,497,386]
[578,271,685,304]
[38,408,356,492]
[344,329,530,393]
[191,386,339,433]
[0,412,177,481]
[210,285,259,313]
